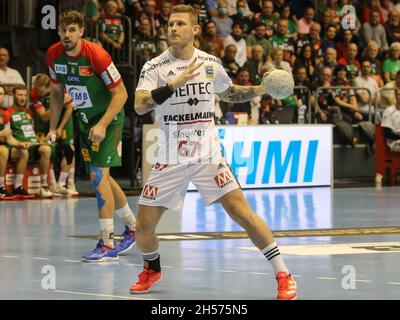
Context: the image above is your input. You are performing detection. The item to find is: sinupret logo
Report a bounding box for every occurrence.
[142,185,159,200]
[214,171,234,189]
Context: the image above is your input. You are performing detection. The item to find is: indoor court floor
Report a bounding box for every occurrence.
[0,186,399,300]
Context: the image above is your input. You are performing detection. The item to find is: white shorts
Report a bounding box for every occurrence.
[139,160,240,211]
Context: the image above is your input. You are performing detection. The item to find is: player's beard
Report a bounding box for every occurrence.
[62,40,77,52]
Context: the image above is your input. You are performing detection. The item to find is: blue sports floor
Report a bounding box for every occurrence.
[0,186,399,300]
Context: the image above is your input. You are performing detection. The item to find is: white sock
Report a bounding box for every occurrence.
[41,175,48,186]
[14,174,23,189]
[116,203,136,230]
[142,250,159,261]
[58,171,69,188]
[0,176,4,188]
[49,169,57,187]
[99,218,114,248]
[261,242,289,275]
[68,168,75,185]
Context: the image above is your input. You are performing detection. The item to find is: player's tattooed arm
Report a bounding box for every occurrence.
[135,90,157,115]
[216,85,266,103]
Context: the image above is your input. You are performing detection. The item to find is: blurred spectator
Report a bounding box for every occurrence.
[279,4,298,40]
[133,16,159,63]
[221,44,240,78]
[230,0,253,34]
[224,22,247,67]
[336,29,356,61]
[272,0,286,18]
[156,0,172,29]
[322,24,337,52]
[205,0,219,17]
[125,0,144,22]
[361,0,388,24]
[296,22,322,59]
[317,47,337,76]
[99,0,125,50]
[313,66,337,123]
[385,9,400,44]
[363,41,384,87]
[318,0,340,28]
[252,0,277,38]
[212,0,234,38]
[332,64,363,123]
[270,18,296,65]
[293,43,317,82]
[338,43,360,85]
[0,48,25,85]
[243,45,266,85]
[383,41,400,83]
[293,65,312,106]
[134,0,157,37]
[245,22,272,59]
[360,10,389,52]
[192,0,209,26]
[381,88,400,153]
[381,70,400,108]
[200,20,224,58]
[353,59,379,118]
[296,6,316,37]
[271,47,292,75]
[230,68,254,116]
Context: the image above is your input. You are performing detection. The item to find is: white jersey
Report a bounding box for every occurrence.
[136,48,232,164]
[381,105,400,151]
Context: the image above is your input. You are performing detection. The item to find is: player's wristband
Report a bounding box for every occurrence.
[151,84,175,105]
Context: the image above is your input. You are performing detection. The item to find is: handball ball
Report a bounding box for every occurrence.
[263,69,294,100]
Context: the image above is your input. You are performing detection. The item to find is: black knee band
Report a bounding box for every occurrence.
[151,84,175,105]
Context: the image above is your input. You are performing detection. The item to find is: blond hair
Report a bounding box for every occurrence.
[171,5,198,25]
[33,73,50,89]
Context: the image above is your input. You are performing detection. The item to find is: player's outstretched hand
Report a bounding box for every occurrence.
[169,57,204,91]
[89,123,106,143]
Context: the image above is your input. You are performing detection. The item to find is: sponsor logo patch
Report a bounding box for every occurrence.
[205,65,214,79]
[142,185,159,200]
[54,64,67,74]
[167,70,176,77]
[101,71,112,85]
[91,141,100,152]
[117,141,122,157]
[49,67,57,80]
[106,62,121,82]
[214,171,233,188]
[81,148,91,162]
[79,66,93,76]
[67,76,80,83]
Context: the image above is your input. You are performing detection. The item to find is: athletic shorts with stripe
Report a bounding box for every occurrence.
[139,159,240,211]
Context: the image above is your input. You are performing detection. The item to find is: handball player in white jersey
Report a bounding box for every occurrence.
[130,4,297,300]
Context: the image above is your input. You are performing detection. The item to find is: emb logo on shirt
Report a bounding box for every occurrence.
[65,85,93,109]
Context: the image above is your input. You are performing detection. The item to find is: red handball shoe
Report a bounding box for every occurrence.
[276,272,297,300]
[130,268,162,294]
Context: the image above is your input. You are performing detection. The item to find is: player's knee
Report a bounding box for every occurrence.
[19,149,29,159]
[90,166,108,188]
[0,145,9,159]
[39,145,51,158]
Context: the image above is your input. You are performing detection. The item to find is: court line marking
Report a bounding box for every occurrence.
[249,272,269,275]
[64,260,81,263]
[355,279,372,283]
[54,289,154,300]
[1,255,19,258]
[317,277,337,280]
[185,268,205,271]
[387,282,400,285]
[216,269,236,273]
[33,257,50,260]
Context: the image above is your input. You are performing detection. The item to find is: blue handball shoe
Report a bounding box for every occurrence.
[115,226,136,255]
[82,239,119,262]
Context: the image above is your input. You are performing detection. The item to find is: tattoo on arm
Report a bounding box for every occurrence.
[216,85,260,103]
